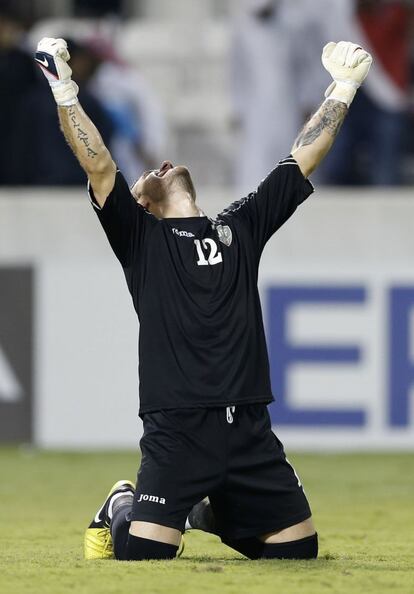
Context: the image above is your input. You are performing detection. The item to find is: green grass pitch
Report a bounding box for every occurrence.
[0,448,413,594]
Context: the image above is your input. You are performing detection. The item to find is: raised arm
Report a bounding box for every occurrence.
[58,103,116,205]
[293,41,372,178]
[35,37,116,205]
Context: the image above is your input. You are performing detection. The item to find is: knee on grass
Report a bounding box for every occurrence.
[121,535,178,561]
[222,533,318,560]
[260,533,318,559]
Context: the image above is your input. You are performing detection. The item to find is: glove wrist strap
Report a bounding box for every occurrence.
[324,80,359,108]
[50,79,79,107]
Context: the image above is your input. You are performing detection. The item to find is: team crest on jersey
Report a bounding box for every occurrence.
[216,225,232,247]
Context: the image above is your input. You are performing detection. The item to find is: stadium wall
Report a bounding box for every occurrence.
[1,186,414,450]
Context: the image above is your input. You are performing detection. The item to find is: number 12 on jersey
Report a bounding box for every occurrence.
[194,239,223,266]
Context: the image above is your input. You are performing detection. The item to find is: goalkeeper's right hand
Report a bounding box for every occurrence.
[35,37,79,107]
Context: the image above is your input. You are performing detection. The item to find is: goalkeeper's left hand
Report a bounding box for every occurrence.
[322,41,372,108]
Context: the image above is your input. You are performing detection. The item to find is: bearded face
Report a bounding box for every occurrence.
[131,161,196,208]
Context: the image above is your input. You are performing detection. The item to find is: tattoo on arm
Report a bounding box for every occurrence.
[67,106,98,159]
[58,103,114,186]
[293,100,348,151]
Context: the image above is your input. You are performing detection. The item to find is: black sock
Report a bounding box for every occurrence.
[261,533,318,559]
[221,536,264,559]
[110,497,133,560]
[222,533,318,560]
[125,534,178,561]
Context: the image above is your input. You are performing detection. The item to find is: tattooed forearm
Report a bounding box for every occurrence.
[57,101,115,204]
[291,98,348,177]
[293,100,347,151]
[67,106,98,158]
[57,102,113,178]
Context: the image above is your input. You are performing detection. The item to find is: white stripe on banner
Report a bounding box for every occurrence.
[0,345,22,402]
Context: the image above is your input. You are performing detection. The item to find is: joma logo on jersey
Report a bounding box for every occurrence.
[137,493,166,504]
[172,228,194,238]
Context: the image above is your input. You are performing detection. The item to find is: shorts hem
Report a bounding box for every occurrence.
[139,397,274,416]
[129,512,185,533]
[220,510,312,541]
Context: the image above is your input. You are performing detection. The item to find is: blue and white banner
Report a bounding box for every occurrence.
[265,281,414,449]
[0,267,34,443]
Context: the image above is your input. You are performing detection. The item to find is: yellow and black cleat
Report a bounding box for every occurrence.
[84,479,135,560]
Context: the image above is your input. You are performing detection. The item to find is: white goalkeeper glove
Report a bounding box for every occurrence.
[322,41,372,108]
[35,37,79,107]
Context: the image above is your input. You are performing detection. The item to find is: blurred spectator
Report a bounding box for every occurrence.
[86,37,166,185]
[73,0,123,17]
[230,0,332,194]
[231,0,412,188]
[230,0,301,194]
[9,39,113,185]
[317,0,411,186]
[0,7,37,184]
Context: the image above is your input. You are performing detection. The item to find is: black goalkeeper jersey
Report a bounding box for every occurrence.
[89,156,314,414]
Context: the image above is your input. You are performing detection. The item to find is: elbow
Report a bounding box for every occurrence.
[301,161,318,178]
[294,155,316,179]
[87,152,116,177]
[307,146,331,177]
[293,146,326,179]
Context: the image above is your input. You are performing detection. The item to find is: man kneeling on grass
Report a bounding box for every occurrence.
[35,36,371,561]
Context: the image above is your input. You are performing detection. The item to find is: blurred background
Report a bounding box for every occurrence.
[1,0,414,451]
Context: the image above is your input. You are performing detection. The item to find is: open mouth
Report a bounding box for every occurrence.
[154,161,173,178]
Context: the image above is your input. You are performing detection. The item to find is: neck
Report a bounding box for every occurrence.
[151,190,201,219]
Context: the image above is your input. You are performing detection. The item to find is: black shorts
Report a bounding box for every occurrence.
[131,404,311,540]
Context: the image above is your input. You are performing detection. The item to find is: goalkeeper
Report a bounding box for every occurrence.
[35,37,371,561]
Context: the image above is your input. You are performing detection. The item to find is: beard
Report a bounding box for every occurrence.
[173,166,196,200]
[143,166,196,203]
